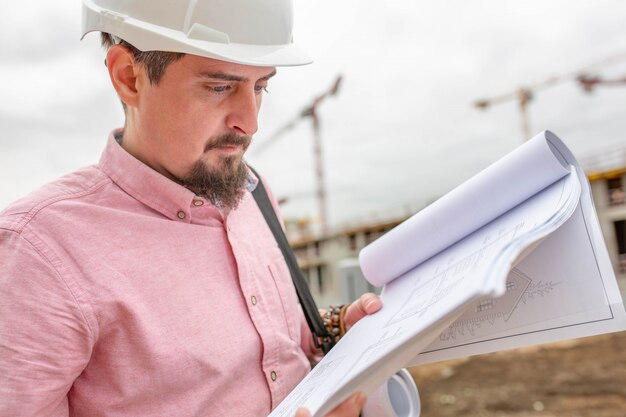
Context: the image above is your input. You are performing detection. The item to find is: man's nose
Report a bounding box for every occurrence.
[225,87,260,136]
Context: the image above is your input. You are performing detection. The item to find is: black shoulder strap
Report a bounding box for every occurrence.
[249,166,334,354]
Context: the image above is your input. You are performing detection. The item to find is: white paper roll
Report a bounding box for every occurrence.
[361,369,420,417]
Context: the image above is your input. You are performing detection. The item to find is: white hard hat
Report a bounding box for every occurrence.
[81,0,312,67]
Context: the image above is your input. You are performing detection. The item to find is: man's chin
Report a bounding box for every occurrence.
[203,152,243,170]
[218,156,245,176]
[181,157,249,209]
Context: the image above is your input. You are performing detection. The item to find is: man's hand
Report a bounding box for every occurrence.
[295,391,366,417]
[343,293,382,330]
[298,295,379,416]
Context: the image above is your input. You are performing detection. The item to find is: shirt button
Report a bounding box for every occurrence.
[177,211,186,219]
[193,200,204,206]
[251,295,257,305]
[270,371,277,382]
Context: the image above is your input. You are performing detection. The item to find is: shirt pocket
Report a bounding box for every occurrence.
[267,257,302,344]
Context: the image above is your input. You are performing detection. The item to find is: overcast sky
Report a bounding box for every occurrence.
[1,1,626,231]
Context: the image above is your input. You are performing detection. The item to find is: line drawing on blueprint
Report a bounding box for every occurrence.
[521,279,561,304]
[331,328,403,391]
[385,222,525,328]
[437,268,561,342]
[271,356,347,417]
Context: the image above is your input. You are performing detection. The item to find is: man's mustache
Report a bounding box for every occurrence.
[204,133,252,153]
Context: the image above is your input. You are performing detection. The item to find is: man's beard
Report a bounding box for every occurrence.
[180,133,251,210]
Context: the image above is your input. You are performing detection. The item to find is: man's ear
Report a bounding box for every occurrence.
[106,45,143,109]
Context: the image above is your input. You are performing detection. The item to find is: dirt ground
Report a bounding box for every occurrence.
[408,331,626,417]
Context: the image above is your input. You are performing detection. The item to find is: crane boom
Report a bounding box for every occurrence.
[253,75,344,235]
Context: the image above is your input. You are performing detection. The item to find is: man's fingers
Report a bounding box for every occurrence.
[295,392,366,417]
[326,391,367,417]
[360,293,382,314]
[344,293,382,329]
[295,407,311,417]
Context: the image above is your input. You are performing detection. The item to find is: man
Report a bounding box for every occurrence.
[0,0,381,416]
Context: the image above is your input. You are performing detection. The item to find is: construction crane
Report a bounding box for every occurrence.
[253,75,343,235]
[473,53,626,142]
[474,87,535,140]
[577,74,626,92]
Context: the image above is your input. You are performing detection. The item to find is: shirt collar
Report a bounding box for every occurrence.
[98,129,258,221]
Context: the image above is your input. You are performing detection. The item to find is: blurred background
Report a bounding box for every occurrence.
[2,1,626,415]
[2,1,626,230]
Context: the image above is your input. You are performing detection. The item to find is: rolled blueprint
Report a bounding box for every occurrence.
[359,131,571,287]
[361,368,420,417]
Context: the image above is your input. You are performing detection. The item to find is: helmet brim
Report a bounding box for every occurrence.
[82,6,312,67]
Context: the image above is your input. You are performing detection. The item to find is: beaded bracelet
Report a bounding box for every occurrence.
[322,304,350,344]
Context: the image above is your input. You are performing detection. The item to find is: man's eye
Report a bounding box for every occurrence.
[255,85,269,94]
[208,85,231,93]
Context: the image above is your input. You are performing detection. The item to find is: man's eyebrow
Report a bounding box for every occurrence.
[197,69,277,82]
[260,69,277,81]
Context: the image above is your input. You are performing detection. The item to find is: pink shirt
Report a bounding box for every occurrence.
[0,132,314,417]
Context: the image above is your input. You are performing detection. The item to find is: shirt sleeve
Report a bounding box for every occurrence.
[0,229,94,416]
